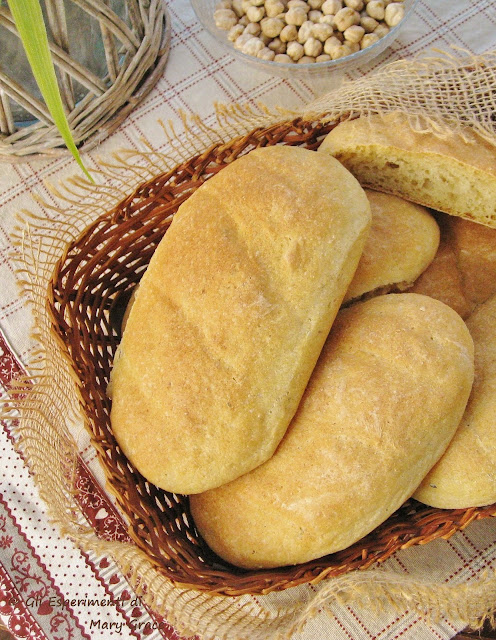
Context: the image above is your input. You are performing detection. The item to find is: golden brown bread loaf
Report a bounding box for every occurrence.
[449,216,496,305]
[409,214,474,319]
[123,190,440,319]
[410,213,496,318]
[108,145,371,495]
[414,293,496,508]
[344,189,439,303]
[318,112,496,227]
[190,294,474,569]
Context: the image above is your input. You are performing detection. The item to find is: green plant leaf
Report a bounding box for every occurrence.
[8,0,93,180]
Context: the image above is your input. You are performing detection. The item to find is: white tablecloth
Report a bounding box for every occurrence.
[1,1,496,638]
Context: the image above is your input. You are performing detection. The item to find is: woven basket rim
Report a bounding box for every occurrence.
[47,116,496,596]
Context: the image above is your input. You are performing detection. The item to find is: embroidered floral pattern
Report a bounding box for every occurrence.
[1,321,180,638]
[75,463,131,543]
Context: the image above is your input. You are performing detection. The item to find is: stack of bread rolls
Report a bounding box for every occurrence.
[108,112,496,570]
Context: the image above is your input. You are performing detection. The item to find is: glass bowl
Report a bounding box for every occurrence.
[190,0,418,80]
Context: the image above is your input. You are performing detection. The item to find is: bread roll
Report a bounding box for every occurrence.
[410,213,496,318]
[190,294,474,569]
[124,190,440,317]
[318,112,496,227]
[414,293,496,508]
[410,214,474,319]
[344,189,439,303]
[108,145,371,495]
[449,216,496,305]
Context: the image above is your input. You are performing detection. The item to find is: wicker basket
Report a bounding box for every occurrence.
[48,117,496,597]
[0,0,170,159]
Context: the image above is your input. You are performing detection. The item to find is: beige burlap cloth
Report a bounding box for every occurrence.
[6,48,496,639]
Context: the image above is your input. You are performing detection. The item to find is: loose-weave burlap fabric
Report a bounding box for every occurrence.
[6,48,496,640]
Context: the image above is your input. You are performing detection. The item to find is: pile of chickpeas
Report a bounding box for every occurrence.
[213,0,406,64]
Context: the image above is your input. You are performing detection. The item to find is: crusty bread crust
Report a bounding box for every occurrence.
[411,213,496,318]
[319,112,496,227]
[449,216,496,305]
[109,145,371,494]
[344,189,440,303]
[190,294,474,569]
[414,292,496,508]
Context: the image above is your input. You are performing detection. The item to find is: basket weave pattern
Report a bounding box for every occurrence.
[47,118,496,597]
[0,0,170,158]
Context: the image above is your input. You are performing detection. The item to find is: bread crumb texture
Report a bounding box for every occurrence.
[319,112,496,227]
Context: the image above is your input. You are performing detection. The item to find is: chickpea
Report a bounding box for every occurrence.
[321,0,342,14]
[227,23,245,40]
[374,22,389,37]
[285,6,308,24]
[319,14,335,25]
[244,21,262,34]
[242,36,265,55]
[287,40,305,60]
[214,8,238,29]
[303,36,323,56]
[261,16,285,36]
[335,41,357,57]
[234,32,255,48]
[213,0,404,64]
[323,34,341,54]
[268,36,287,52]
[246,4,265,20]
[329,43,349,59]
[343,24,365,43]
[361,31,380,47]
[344,0,363,10]
[279,23,298,40]
[232,0,245,13]
[265,0,285,15]
[298,20,314,42]
[232,0,245,14]
[366,0,385,20]
[384,2,404,27]
[333,6,360,30]
[360,14,378,32]
[288,0,310,9]
[257,46,276,59]
[312,21,333,41]
[308,9,323,21]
